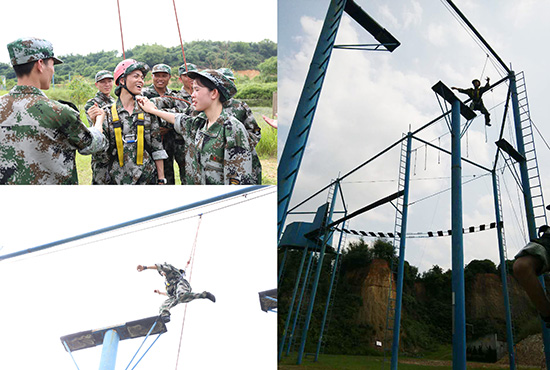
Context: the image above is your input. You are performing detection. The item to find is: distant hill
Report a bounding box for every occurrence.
[0,39,277,83]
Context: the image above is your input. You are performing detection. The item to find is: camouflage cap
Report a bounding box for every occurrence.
[7,37,63,66]
[188,69,237,101]
[152,64,172,75]
[95,70,114,82]
[178,63,198,76]
[217,67,235,81]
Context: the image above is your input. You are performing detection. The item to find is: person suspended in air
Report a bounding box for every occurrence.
[452,77,491,126]
[137,262,215,322]
[513,223,550,327]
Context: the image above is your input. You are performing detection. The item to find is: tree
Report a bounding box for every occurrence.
[258,56,277,82]
[67,75,94,110]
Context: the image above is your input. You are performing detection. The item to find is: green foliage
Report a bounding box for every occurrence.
[258,56,277,82]
[235,82,277,106]
[341,238,373,273]
[67,75,94,109]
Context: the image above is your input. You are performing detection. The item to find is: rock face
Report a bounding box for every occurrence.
[348,259,395,341]
[346,259,538,353]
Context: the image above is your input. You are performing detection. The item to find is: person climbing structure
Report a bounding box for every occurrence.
[452,77,492,126]
[513,224,550,327]
[137,262,215,322]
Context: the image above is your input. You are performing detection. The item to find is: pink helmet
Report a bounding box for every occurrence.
[114,59,137,86]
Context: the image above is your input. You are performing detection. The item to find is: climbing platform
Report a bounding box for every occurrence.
[432,81,476,120]
[258,289,277,312]
[60,316,168,352]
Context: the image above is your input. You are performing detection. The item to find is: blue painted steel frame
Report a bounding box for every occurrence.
[278,0,346,239]
[451,99,466,370]
[510,71,550,368]
[390,133,413,370]
[491,171,516,369]
[99,329,120,370]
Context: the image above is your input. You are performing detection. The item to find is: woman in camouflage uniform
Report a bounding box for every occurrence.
[89,59,168,184]
[137,69,255,185]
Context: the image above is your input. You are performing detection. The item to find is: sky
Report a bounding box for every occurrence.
[0,0,277,65]
[278,0,550,273]
[0,186,276,370]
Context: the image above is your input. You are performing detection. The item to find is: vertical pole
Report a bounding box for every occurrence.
[390,133,413,370]
[510,71,550,369]
[451,99,466,370]
[491,171,516,370]
[297,182,340,364]
[279,246,309,361]
[315,205,347,361]
[99,330,120,370]
[278,0,346,239]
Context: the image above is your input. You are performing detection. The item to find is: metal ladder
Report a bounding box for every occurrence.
[382,136,408,367]
[515,71,547,229]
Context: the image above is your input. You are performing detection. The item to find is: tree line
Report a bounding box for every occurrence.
[0,39,277,82]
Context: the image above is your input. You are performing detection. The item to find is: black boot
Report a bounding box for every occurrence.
[160,311,171,323]
[204,291,216,303]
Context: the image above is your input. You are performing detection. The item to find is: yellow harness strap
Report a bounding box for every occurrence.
[136,113,144,165]
[111,104,124,167]
[111,105,145,166]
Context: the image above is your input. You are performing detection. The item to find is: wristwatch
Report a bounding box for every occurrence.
[157,178,167,184]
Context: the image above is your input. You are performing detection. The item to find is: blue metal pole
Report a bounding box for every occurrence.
[315,206,347,361]
[278,0,346,239]
[0,186,265,261]
[390,133,413,370]
[491,171,516,370]
[99,330,120,370]
[509,71,550,369]
[297,181,340,364]
[279,246,309,361]
[451,98,466,370]
[285,250,315,356]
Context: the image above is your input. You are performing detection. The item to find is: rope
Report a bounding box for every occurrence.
[117,0,126,59]
[175,214,203,370]
[172,0,188,72]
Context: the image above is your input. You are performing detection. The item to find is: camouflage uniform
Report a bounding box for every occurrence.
[174,110,254,185]
[102,99,167,184]
[223,98,262,184]
[0,37,107,184]
[155,262,212,315]
[85,90,115,185]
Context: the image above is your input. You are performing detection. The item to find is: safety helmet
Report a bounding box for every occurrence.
[114,59,149,86]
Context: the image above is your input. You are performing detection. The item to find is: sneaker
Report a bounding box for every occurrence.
[160,311,171,323]
[205,291,216,303]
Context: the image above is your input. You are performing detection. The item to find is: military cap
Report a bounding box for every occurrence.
[151,64,172,75]
[95,70,114,82]
[187,69,237,101]
[217,67,235,81]
[7,37,63,66]
[178,63,198,76]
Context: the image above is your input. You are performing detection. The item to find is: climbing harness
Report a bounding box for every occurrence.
[111,104,145,167]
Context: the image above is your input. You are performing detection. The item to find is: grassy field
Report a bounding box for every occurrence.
[278,352,538,370]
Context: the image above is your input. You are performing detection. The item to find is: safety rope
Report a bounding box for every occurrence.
[117,0,126,59]
[172,0,188,73]
[175,214,203,370]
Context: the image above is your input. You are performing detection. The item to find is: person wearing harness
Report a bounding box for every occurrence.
[137,69,255,185]
[87,59,168,184]
[85,70,116,184]
[452,77,492,126]
[137,262,215,322]
[514,222,550,327]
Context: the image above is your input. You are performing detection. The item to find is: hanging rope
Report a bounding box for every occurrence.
[172,0,188,72]
[479,53,489,81]
[117,0,126,59]
[175,214,203,370]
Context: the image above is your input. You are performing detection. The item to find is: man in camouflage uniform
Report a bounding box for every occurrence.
[137,262,215,322]
[84,70,115,184]
[0,37,107,184]
[142,64,182,184]
[177,62,198,104]
[218,68,262,184]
